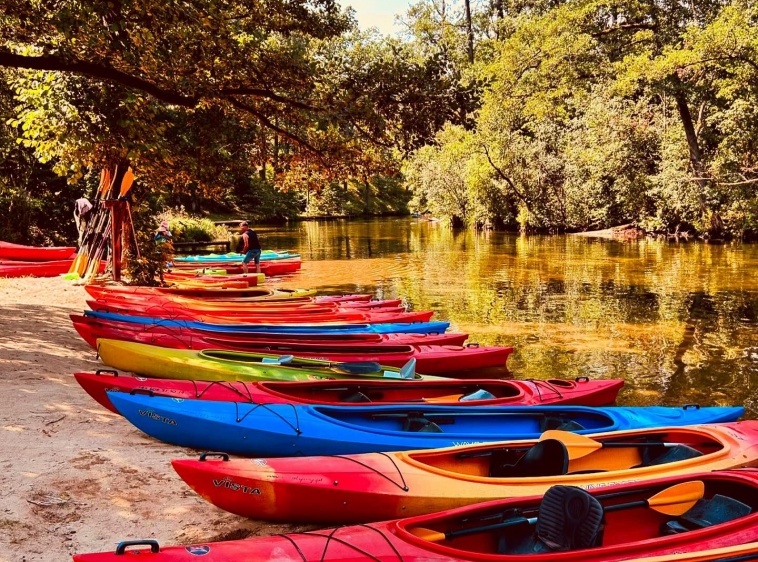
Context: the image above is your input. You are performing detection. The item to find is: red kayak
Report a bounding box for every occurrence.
[0,259,104,278]
[75,371,622,414]
[85,299,436,324]
[85,290,405,313]
[72,469,758,561]
[0,240,76,261]
[168,257,302,276]
[70,314,470,348]
[71,318,510,374]
[84,284,373,303]
[164,272,262,287]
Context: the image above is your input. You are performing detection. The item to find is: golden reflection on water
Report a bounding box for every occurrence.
[262,219,758,415]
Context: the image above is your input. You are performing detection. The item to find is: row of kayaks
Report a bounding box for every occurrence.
[70,282,758,561]
[0,240,79,277]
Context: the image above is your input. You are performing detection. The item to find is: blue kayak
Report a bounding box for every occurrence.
[107,394,744,457]
[83,310,451,335]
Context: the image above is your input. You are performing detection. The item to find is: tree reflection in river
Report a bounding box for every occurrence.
[259,218,758,414]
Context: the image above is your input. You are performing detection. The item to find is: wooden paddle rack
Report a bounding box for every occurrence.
[102,198,135,282]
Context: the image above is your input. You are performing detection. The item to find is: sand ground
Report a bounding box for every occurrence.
[0,277,309,562]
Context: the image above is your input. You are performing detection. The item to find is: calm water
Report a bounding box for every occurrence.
[257,218,758,413]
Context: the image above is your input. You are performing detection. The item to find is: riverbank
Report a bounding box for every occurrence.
[0,276,310,562]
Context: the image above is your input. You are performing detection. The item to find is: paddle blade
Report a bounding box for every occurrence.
[400,357,417,379]
[647,480,705,516]
[120,167,134,197]
[408,527,446,542]
[423,394,464,403]
[539,430,602,460]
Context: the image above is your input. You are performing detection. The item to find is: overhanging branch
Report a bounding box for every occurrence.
[0,49,199,107]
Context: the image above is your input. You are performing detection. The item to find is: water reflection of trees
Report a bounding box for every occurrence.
[269,220,758,413]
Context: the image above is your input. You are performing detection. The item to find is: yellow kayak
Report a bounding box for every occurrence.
[96,338,441,382]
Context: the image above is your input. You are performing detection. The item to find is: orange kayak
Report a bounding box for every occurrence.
[172,422,758,524]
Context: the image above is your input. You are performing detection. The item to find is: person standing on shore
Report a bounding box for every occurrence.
[239,221,261,274]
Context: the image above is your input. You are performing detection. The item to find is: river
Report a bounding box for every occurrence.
[257,217,758,414]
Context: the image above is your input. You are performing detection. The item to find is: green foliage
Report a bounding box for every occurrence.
[403,0,758,238]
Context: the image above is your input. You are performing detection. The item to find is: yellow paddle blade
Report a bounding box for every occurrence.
[539,430,602,460]
[407,526,446,542]
[647,480,704,516]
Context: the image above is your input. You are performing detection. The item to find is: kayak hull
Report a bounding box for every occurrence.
[85,310,452,334]
[70,313,469,348]
[107,393,744,457]
[169,422,758,524]
[85,298,435,324]
[74,371,623,414]
[96,338,442,382]
[71,469,758,560]
[0,240,76,261]
[72,319,510,375]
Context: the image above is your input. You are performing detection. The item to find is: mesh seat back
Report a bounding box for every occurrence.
[536,485,604,551]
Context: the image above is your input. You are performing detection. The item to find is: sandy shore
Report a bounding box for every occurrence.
[0,277,309,562]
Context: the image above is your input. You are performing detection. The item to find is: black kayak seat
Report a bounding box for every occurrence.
[403,416,443,433]
[509,485,604,554]
[641,444,704,467]
[536,485,605,551]
[663,494,752,535]
[340,391,372,403]
[539,416,586,432]
[490,439,569,478]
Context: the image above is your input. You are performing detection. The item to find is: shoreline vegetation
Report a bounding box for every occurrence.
[1,1,757,246]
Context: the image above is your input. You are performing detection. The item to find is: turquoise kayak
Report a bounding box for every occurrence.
[173,250,300,262]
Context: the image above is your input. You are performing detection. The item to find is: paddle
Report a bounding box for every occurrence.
[411,481,705,543]
[539,430,716,461]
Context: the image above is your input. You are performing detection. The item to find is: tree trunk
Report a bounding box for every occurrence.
[464,0,474,64]
[672,85,722,235]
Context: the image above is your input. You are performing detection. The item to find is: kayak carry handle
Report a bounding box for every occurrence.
[95,369,119,376]
[465,343,480,348]
[199,452,230,462]
[129,389,155,397]
[684,404,701,410]
[575,376,589,382]
[115,540,160,554]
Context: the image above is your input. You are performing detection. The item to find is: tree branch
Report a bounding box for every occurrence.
[226,96,323,157]
[0,49,199,107]
[480,143,530,208]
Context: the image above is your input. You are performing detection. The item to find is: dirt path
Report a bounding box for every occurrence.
[0,277,308,562]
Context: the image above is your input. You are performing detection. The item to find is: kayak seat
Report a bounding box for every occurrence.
[403,416,443,433]
[260,355,294,365]
[459,389,497,402]
[509,485,604,554]
[641,444,704,467]
[662,494,751,535]
[340,391,372,403]
[489,439,569,478]
[539,417,586,432]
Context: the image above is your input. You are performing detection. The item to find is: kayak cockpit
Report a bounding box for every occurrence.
[403,429,726,478]
[398,472,758,557]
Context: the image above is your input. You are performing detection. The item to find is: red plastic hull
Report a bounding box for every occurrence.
[85,299,435,324]
[0,259,104,277]
[0,241,76,261]
[70,314,468,348]
[71,316,504,375]
[169,257,302,276]
[74,370,615,414]
[73,469,758,562]
[84,284,373,303]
